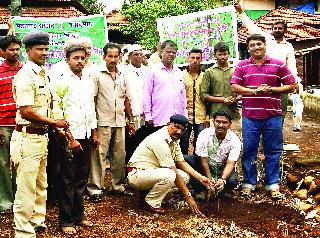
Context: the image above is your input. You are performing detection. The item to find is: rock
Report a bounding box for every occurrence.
[287,173,300,184]
[299,201,312,211]
[295,189,308,200]
[304,176,314,186]
[294,156,320,169]
[314,194,320,203]
[309,181,318,194]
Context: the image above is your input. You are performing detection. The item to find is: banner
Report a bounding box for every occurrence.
[12,15,108,67]
[157,6,239,65]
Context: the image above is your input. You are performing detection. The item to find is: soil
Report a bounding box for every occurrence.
[1,111,320,238]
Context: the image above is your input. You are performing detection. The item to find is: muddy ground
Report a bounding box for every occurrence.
[1,111,320,238]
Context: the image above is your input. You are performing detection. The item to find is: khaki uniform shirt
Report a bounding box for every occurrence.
[13,60,51,127]
[92,65,128,127]
[200,64,240,119]
[183,69,207,124]
[128,126,184,169]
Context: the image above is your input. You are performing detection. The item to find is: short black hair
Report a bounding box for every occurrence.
[214,42,230,54]
[211,110,232,122]
[103,42,121,56]
[189,48,202,55]
[161,40,177,50]
[65,45,86,59]
[246,34,266,46]
[0,35,21,51]
[273,21,287,31]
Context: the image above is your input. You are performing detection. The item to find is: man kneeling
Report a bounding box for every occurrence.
[127,114,214,216]
[185,110,241,199]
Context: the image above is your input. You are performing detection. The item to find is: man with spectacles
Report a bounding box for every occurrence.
[127,114,214,216]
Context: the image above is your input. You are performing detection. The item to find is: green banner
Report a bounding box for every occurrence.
[12,15,107,67]
[157,6,239,65]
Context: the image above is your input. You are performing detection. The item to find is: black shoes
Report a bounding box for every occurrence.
[89,194,104,203]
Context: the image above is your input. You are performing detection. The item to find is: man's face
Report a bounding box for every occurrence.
[67,50,86,75]
[130,50,143,68]
[104,47,120,67]
[215,50,229,65]
[161,45,177,65]
[272,23,286,40]
[82,42,92,58]
[168,122,186,141]
[4,43,20,63]
[187,52,202,68]
[247,39,266,60]
[213,115,231,134]
[27,44,49,66]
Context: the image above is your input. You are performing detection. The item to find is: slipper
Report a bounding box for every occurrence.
[78,220,93,227]
[270,189,285,200]
[241,187,252,197]
[62,226,76,235]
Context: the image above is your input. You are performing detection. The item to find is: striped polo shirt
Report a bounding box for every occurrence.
[230,56,295,119]
[0,60,23,126]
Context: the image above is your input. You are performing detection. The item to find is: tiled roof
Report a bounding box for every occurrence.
[238,7,320,43]
[0,6,85,25]
[106,10,128,25]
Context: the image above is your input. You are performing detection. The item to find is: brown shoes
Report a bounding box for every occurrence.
[145,203,166,214]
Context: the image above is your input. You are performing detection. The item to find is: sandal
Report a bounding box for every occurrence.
[270,189,284,200]
[62,226,77,235]
[78,220,93,227]
[241,187,252,197]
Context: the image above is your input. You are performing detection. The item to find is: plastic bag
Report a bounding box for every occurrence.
[292,94,303,131]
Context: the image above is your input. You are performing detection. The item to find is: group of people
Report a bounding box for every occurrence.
[0,3,299,237]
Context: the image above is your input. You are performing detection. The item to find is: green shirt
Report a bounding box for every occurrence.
[200,64,240,119]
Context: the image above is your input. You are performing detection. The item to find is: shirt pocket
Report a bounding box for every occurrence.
[34,84,50,109]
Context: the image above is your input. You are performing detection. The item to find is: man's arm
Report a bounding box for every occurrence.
[215,160,237,190]
[142,70,153,126]
[124,96,135,136]
[231,84,256,96]
[200,157,212,180]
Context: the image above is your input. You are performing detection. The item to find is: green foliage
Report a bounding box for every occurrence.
[120,0,235,50]
[78,0,101,14]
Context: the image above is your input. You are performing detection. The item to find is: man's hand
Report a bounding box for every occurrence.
[255,84,271,95]
[234,2,244,14]
[55,119,69,129]
[145,120,154,128]
[215,178,226,191]
[69,139,83,153]
[91,134,99,150]
[128,122,136,137]
[186,196,206,217]
[224,96,237,105]
[199,176,215,190]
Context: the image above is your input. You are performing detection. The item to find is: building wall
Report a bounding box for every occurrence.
[240,0,275,10]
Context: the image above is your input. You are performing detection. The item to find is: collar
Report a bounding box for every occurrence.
[212,63,232,70]
[62,67,81,79]
[209,127,232,142]
[26,60,46,75]
[249,55,271,64]
[1,60,23,69]
[163,126,173,144]
[100,65,120,75]
[159,61,178,72]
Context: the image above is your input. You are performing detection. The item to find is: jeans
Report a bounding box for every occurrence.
[242,116,283,190]
[180,123,204,155]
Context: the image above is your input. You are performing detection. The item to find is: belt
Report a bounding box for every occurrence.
[15,125,48,135]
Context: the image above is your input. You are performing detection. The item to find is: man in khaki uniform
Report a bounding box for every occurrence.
[10,31,68,238]
[127,114,214,215]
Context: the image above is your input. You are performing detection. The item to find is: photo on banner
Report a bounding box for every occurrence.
[12,15,108,67]
[156,6,239,66]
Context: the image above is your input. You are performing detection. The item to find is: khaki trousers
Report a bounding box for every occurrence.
[87,126,126,195]
[10,130,48,238]
[128,168,190,208]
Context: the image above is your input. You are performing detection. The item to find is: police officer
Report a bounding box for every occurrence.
[10,31,68,238]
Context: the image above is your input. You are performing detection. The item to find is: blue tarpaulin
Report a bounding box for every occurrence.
[294,1,316,15]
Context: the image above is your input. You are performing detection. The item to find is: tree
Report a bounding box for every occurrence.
[119,0,235,50]
[78,0,102,14]
[10,0,22,16]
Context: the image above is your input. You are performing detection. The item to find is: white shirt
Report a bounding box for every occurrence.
[123,63,147,117]
[50,68,97,139]
[195,127,241,166]
[240,12,298,78]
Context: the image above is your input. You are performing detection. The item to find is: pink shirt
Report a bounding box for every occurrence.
[231,56,295,119]
[143,62,187,126]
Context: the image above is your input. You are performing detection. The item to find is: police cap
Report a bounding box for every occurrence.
[22,31,50,47]
[170,114,189,128]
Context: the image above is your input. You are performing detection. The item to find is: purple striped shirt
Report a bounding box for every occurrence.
[143,62,187,127]
[230,56,295,119]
